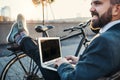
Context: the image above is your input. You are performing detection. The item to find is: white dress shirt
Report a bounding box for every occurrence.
[99,20,120,33]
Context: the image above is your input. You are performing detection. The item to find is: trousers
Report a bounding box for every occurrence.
[20,37,61,80]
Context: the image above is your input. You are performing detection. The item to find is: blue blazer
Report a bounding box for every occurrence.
[57,23,120,80]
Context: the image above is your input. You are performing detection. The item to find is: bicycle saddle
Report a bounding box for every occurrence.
[35,25,54,32]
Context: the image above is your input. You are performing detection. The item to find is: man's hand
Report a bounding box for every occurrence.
[55,55,79,67]
[55,58,69,67]
[65,55,79,64]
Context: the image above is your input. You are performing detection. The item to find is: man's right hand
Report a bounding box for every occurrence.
[65,55,79,64]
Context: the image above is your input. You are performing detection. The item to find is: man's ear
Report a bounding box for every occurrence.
[112,4,120,16]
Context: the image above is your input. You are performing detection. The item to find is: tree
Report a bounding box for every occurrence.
[32,0,54,6]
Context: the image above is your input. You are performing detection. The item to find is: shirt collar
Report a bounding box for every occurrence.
[99,20,120,33]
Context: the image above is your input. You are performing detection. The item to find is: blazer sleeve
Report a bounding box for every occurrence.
[57,35,114,80]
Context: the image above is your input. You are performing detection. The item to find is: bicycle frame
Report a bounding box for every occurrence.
[61,20,91,56]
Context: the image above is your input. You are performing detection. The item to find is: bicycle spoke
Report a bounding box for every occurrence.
[1,53,43,80]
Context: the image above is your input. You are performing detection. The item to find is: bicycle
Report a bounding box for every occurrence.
[0,25,54,80]
[0,20,91,80]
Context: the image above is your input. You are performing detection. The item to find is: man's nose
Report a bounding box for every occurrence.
[90,6,96,12]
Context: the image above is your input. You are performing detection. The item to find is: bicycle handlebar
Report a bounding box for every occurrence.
[64,20,91,32]
[63,27,81,32]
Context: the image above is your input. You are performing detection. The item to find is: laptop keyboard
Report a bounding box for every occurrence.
[47,64,58,69]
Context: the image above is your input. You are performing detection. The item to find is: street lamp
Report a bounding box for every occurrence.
[32,0,54,25]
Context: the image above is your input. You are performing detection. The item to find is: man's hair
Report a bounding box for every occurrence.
[110,0,120,5]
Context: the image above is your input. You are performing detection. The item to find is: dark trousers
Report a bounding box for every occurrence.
[20,37,61,80]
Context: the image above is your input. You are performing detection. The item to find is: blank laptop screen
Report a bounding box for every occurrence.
[40,39,61,62]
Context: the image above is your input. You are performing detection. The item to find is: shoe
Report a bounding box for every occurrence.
[6,14,29,43]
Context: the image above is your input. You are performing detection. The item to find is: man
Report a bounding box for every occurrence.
[6,0,120,80]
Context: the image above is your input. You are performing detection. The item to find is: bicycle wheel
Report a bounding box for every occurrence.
[0,52,44,80]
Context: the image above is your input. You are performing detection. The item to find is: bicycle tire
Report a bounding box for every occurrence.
[0,52,44,80]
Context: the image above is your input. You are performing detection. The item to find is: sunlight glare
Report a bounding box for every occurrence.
[1,0,91,20]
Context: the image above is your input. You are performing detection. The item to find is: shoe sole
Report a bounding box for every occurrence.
[17,15,29,35]
[7,14,29,43]
[6,22,18,43]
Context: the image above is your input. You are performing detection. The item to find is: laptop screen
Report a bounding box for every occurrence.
[40,38,61,62]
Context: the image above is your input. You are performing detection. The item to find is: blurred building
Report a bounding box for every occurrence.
[0,6,11,22]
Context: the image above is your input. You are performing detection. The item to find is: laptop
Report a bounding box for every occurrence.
[38,37,62,71]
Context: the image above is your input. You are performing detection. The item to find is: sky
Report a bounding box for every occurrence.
[0,0,91,20]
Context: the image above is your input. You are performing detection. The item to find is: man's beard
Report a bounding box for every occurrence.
[91,7,112,29]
